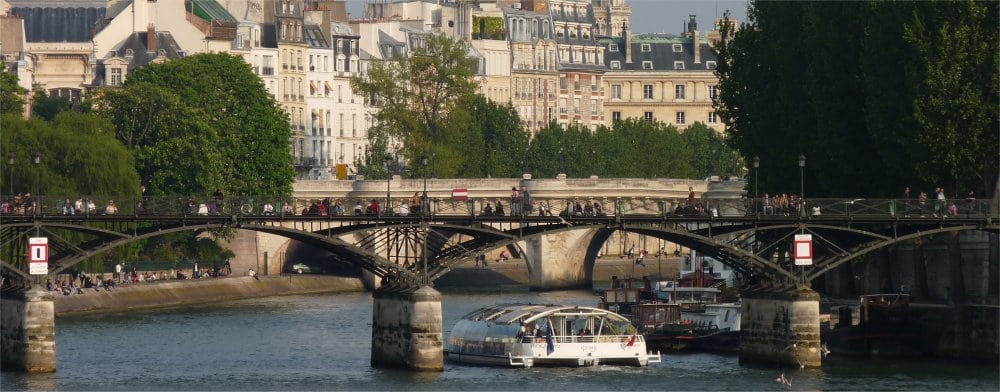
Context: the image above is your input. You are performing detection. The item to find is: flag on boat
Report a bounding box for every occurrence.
[626,334,637,347]
[545,325,555,355]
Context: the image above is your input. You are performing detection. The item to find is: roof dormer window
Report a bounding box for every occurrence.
[641,44,651,52]
[672,44,682,52]
[642,61,653,70]
[674,61,685,70]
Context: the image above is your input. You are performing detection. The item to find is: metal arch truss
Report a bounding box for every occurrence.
[1,214,996,293]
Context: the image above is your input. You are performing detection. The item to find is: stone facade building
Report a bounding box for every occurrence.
[601,16,722,132]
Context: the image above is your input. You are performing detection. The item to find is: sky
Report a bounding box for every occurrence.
[343,0,750,35]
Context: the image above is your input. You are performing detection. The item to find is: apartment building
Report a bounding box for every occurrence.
[601,17,722,132]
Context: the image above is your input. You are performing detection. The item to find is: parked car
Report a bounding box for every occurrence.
[291,263,312,274]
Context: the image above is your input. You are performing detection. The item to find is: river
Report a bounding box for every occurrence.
[2,289,997,391]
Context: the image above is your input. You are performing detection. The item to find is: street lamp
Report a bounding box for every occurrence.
[384,153,392,216]
[590,149,596,177]
[798,153,806,202]
[753,155,759,211]
[7,153,14,197]
[558,147,565,176]
[32,152,40,216]
[522,143,530,178]
[421,154,429,217]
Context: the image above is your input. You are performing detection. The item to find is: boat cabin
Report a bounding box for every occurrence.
[446,303,660,368]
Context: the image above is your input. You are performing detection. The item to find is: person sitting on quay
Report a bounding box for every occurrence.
[248,268,260,281]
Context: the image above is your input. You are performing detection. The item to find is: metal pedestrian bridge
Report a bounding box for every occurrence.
[1,195,996,292]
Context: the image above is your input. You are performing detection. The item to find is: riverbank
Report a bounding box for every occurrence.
[54,275,364,315]
[53,256,671,315]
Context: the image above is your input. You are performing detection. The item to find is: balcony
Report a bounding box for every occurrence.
[262,66,274,75]
[295,157,318,167]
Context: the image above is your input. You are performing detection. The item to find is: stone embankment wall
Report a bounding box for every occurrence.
[53,275,364,315]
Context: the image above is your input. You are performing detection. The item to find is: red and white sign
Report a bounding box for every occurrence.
[451,188,469,200]
[29,237,49,275]
[794,234,813,266]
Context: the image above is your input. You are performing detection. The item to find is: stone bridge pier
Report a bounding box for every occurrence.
[523,228,600,290]
[370,285,443,371]
[739,287,822,368]
[1,286,57,372]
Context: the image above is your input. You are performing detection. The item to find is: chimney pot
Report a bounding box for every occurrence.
[147,23,157,52]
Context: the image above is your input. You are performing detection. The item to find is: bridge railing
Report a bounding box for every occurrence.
[0,195,995,220]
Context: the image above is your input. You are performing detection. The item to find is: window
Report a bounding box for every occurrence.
[674,61,685,70]
[641,44,651,52]
[644,111,653,121]
[642,61,653,70]
[708,112,718,124]
[609,43,618,52]
[676,111,686,124]
[675,85,686,99]
[672,44,682,52]
[643,84,653,99]
[610,60,620,69]
[612,111,621,121]
[611,84,622,99]
[708,85,719,99]
[706,61,717,70]
[109,67,122,86]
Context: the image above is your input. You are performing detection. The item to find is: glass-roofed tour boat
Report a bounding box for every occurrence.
[445,304,661,368]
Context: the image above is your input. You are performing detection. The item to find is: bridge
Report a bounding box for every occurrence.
[1,191,997,372]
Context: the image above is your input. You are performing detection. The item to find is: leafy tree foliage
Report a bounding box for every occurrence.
[681,122,743,179]
[527,119,696,179]
[96,53,294,197]
[352,33,478,178]
[0,63,27,117]
[1,112,140,196]
[31,87,78,121]
[716,2,998,197]
[452,95,530,178]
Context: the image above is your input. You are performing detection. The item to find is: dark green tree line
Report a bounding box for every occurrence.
[716,1,998,197]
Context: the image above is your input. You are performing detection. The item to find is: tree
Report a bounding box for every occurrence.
[452,95,530,178]
[31,87,77,121]
[96,53,295,197]
[682,122,742,179]
[1,112,141,196]
[352,33,479,178]
[904,1,999,195]
[0,63,27,117]
[716,2,998,197]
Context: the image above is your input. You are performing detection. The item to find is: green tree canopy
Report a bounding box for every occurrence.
[1,112,140,197]
[352,33,478,178]
[716,2,998,197]
[95,53,294,197]
[0,63,27,117]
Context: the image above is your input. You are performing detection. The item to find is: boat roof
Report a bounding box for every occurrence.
[460,304,631,325]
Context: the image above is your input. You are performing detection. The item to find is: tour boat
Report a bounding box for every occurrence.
[445,303,661,368]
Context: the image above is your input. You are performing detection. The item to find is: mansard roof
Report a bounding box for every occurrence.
[303,24,329,48]
[330,22,358,38]
[111,31,185,70]
[10,4,106,43]
[260,23,278,48]
[602,34,718,72]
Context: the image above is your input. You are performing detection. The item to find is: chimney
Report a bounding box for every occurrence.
[693,30,701,64]
[623,22,632,64]
[146,23,156,52]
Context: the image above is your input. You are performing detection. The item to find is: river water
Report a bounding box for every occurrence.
[2,289,997,391]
